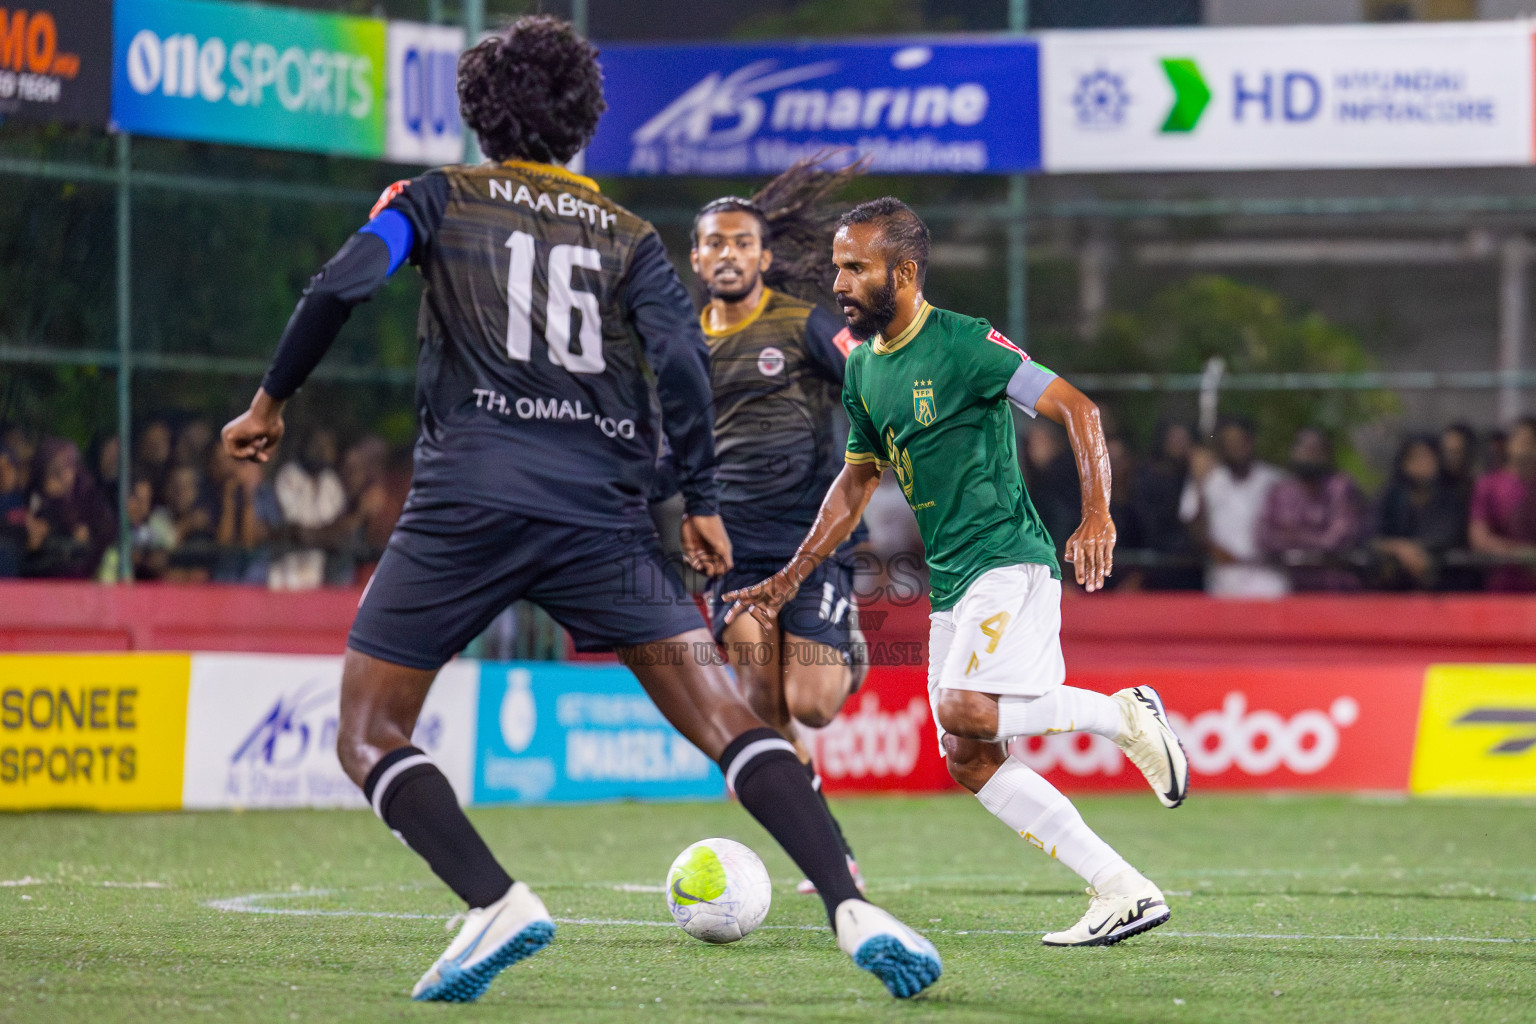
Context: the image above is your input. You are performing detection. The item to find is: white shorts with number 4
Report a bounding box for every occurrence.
[926,562,1065,752]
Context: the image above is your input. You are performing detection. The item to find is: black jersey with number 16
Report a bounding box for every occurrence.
[370,160,718,527]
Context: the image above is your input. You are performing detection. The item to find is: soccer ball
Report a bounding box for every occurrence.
[664,838,772,944]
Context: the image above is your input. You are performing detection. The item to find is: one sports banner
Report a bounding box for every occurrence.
[111,0,386,158]
[1040,21,1533,172]
[585,38,1041,176]
[0,0,113,126]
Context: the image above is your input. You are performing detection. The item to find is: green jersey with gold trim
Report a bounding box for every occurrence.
[843,302,1061,611]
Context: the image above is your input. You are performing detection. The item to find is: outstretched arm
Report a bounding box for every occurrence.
[1033,376,1115,592]
[722,460,882,628]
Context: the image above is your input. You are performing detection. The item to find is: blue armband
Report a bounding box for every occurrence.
[358,209,414,276]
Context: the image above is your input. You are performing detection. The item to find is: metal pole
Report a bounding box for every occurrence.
[1006,0,1028,345]
[115,132,132,583]
[571,0,588,35]
[462,0,484,164]
[1498,235,1528,423]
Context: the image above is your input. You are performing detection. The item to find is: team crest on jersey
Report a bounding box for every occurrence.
[913,379,936,427]
[757,347,785,376]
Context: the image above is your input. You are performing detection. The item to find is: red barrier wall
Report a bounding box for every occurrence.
[1,582,1532,660]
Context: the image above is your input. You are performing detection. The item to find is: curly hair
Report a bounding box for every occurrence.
[693,152,868,304]
[458,15,606,164]
[838,196,931,287]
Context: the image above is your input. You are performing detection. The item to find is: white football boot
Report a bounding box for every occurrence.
[834,899,942,998]
[411,881,555,1002]
[1112,685,1190,808]
[1041,868,1171,947]
[796,856,867,896]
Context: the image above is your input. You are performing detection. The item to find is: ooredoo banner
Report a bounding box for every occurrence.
[0,654,189,811]
[0,0,112,126]
[586,38,1041,176]
[111,0,386,158]
[181,654,476,809]
[819,662,1428,795]
[1041,21,1533,172]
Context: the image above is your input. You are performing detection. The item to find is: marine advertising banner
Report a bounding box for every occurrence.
[111,0,386,157]
[0,0,113,126]
[586,38,1041,176]
[1041,21,1532,172]
[1410,664,1536,797]
[181,654,476,809]
[473,662,724,805]
[384,19,463,166]
[0,654,190,811]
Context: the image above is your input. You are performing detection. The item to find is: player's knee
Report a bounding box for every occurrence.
[936,688,999,740]
[942,735,1006,794]
[786,690,835,730]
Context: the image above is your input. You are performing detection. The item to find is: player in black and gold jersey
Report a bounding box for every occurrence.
[221,19,939,1003]
[689,161,870,895]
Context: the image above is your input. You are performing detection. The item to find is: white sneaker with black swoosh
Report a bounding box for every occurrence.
[1041,869,1170,947]
[411,881,555,1002]
[1113,685,1190,809]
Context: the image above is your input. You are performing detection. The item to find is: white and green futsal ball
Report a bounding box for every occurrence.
[665,838,772,944]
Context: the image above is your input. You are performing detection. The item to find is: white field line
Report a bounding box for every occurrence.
[204,890,1536,945]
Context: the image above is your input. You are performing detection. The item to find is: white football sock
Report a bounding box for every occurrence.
[994,687,1124,742]
[975,755,1132,889]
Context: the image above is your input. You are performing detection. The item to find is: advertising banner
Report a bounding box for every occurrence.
[473,662,723,805]
[0,0,112,126]
[1015,665,1426,793]
[182,654,476,809]
[586,38,1041,176]
[1041,22,1532,172]
[0,654,189,811]
[811,666,953,795]
[1410,664,1536,797]
[385,20,463,166]
[111,0,386,158]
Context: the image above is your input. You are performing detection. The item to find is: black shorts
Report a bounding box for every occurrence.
[706,550,860,655]
[349,500,704,670]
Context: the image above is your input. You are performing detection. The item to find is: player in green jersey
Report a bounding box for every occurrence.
[725,197,1192,947]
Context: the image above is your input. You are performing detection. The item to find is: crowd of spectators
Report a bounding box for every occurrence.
[1021,415,1536,594]
[0,417,408,588]
[3,410,1536,594]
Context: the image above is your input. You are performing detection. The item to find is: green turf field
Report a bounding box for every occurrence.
[2,793,1533,1024]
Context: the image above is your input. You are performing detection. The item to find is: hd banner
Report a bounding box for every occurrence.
[111,0,386,158]
[0,0,113,126]
[585,38,1041,176]
[1040,21,1533,172]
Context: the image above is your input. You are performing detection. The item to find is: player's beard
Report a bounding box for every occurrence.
[843,267,899,340]
[706,265,760,303]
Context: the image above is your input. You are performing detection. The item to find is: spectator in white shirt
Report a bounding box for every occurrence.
[1183,416,1289,598]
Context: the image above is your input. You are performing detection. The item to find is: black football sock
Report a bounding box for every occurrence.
[722,728,861,924]
[363,746,513,909]
[803,757,855,860]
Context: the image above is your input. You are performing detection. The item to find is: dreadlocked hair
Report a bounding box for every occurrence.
[694,153,868,305]
[458,15,606,164]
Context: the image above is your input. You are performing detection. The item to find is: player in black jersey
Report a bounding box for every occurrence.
[688,160,870,896]
[221,17,939,1002]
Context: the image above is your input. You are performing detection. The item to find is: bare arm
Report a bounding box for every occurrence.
[1469,518,1536,557]
[1033,376,1115,592]
[722,461,883,627]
